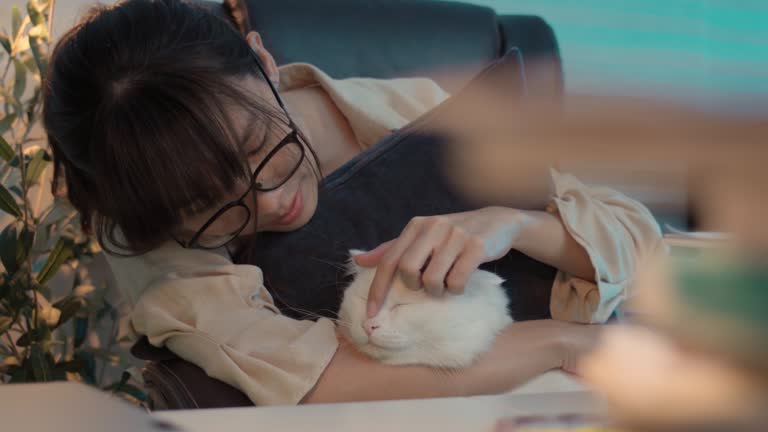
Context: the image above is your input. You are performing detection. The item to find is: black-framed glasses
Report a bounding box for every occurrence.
[173,54,306,249]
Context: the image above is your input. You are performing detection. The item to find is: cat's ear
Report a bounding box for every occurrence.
[471,270,505,287]
[347,249,367,275]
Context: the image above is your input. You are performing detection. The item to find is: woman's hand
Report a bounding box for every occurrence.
[355,207,533,317]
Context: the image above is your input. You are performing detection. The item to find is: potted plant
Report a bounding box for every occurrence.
[0,0,144,403]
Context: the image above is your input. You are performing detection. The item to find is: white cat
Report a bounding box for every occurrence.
[338,250,513,369]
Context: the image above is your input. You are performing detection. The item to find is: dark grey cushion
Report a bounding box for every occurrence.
[235,50,557,322]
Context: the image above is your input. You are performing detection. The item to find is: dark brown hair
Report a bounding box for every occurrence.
[44,0,303,255]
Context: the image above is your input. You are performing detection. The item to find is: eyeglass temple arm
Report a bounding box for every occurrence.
[251,53,299,130]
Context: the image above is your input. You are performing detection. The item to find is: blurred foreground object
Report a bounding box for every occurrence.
[437,65,767,247]
[582,325,767,432]
[580,246,768,431]
[0,381,179,431]
[438,59,768,430]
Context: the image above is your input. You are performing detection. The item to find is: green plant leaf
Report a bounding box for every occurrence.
[51,366,66,380]
[73,316,88,349]
[8,154,23,168]
[24,148,47,186]
[28,24,48,43]
[103,370,147,401]
[95,299,116,323]
[53,359,86,373]
[11,7,22,41]
[0,33,10,54]
[6,364,26,382]
[29,36,46,81]
[0,114,18,135]
[0,86,24,119]
[0,223,21,273]
[0,134,14,161]
[27,3,44,26]
[73,350,96,384]
[1,224,36,275]
[36,237,74,285]
[15,332,31,347]
[0,185,22,218]
[21,52,38,75]
[29,343,50,382]
[25,88,41,123]
[38,200,77,229]
[109,383,147,402]
[19,226,34,266]
[15,324,50,347]
[12,59,27,102]
[0,343,14,357]
[9,185,23,198]
[52,295,83,328]
[0,362,19,375]
[0,316,12,334]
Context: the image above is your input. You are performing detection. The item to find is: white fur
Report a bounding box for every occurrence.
[338,250,512,369]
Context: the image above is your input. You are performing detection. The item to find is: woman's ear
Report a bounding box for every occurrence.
[246,31,280,86]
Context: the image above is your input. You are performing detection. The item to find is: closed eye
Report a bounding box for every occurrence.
[244,122,272,158]
[390,303,411,311]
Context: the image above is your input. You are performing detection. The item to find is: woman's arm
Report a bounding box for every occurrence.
[357,206,593,317]
[304,319,595,404]
[507,208,595,282]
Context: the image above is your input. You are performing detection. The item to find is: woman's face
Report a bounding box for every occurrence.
[178,75,319,244]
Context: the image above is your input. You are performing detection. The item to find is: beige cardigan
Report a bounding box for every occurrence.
[105,63,662,406]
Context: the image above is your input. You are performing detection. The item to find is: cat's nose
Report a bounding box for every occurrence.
[362,319,380,337]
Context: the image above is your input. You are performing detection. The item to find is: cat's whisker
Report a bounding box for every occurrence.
[331,318,355,329]
[309,256,350,273]
[263,285,347,323]
[277,304,333,322]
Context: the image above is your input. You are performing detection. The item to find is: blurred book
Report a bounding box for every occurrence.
[494,413,624,432]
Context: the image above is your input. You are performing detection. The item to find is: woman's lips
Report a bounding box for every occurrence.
[275,188,303,226]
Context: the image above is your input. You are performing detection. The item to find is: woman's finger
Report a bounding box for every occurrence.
[398,218,452,291]
[366,218,425,317]
[353,240,394,268]
[421,227,466,295]
[445,239,487,294]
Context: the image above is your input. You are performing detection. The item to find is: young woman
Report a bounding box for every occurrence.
[43,0,662,405]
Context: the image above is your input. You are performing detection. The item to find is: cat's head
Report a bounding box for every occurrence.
[338,250,511,367]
